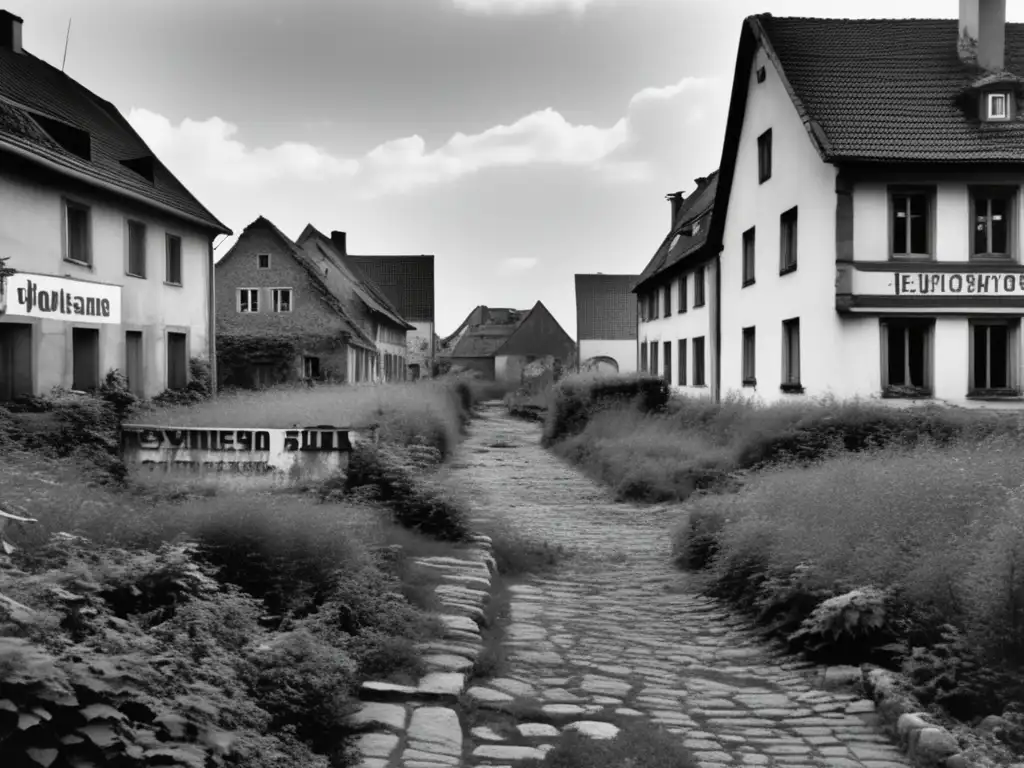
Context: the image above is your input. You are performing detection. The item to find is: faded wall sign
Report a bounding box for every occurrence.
[0,272,122,323]
[893,272,1024,296]
[121,424,376,485]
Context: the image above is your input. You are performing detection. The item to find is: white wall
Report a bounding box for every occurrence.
[0,170,213,398]
[406,320,435,375]
[578,339,637,373]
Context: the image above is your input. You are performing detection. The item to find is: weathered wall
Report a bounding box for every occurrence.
[578,339,637,374]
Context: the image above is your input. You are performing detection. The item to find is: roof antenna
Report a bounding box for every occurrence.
[61,17,72,73]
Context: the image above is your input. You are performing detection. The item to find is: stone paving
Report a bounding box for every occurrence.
[450,404,911,768]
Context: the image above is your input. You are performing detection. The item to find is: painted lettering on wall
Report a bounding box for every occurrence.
[895,272,1024,296]
[1,272,122,324]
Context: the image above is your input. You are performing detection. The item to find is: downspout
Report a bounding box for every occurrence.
[713,252,722,402]
[636,294,641,372]
[208,236,218,397]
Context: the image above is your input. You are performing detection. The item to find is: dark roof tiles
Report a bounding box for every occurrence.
[575,274,638,340]
[349,255,435,323]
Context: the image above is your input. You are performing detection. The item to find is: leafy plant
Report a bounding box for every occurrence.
[787,586,900,662]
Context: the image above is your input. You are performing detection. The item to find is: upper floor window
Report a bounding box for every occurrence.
[971,186,1014,259]
[694,266,706,307]
[257,253,271,269]
[662,283,672,316]
[127,220,147,278]
[758,129,772,183]
[64,200,92,266]
[166,235,182,286]
[272,288,292,313]
[891,187,934,258]
[678,274,688,313]
[238,288,259,313]
[987,92,1011,121]
[742,227,756,286]
[780,207,798,274]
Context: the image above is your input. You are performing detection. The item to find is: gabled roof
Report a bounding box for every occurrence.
[752,15,1024,164]
[575,274,638,341]
[633,172,718,293]
[217,217,376,350]
[494,301,575,358]
[0,40,230,235]
[349,255,435,323]
[295,226,415,331]
[440,306,528,350]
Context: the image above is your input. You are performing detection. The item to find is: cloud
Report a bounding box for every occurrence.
[499,257,539,273]
[451,0,597,14]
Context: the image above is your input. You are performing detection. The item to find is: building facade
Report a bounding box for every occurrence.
[575,273,639,374]
[0,10,231,401]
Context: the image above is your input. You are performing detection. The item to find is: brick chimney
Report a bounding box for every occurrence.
[666,192,684,228]
[959,0,1006,71]
[330,230,347,255]
[0,10,23,54]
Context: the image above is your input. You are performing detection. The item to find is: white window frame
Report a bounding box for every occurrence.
[988,92,1010,120]
[238,288,259,313]
[272,287,293,313]
[969,318,1019,395]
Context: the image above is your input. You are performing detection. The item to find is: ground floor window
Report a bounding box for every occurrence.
[650,341,660,379]
[125,331,144,398]
[167,332,188,390]
[970,319,1019,395]
[663,341,672,384]
[410,363,421,381]
[640,343,648,372]
[0,323,33,401]
[303,355,321,379]
[693,336,706,386]
[72,328,100,392]
[742,326,756,386]
[781,318,801,391]
[678,339,687,386]
[880,318,933,397]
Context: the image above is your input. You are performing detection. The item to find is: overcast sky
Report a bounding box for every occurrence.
[8,0,1024,337]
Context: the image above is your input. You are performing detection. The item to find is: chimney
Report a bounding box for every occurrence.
[959,0,1006,71]
[0,10,23,54]
[666,192,684,228]
[330,230,347,255]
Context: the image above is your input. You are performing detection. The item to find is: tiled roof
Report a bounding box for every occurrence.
[0,44,230,234]
[759,15,1024,163]
[634,172,718,292]
[440,306,527,349]
[575,274,638,340]
[349,255,435,323]
[451,327,519,358]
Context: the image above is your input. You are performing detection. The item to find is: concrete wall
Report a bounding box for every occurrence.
[0,166,213,399]
[578,339,637,374]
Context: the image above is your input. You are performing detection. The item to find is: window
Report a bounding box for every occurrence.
[780,207,798,274]
[272,288,292,313]
[782,318,801,391]
[971,187,1014,258]
[693,337,706,386]
[65,200,91,265]
[238,288,259,313]
[742,327,756,386]
[125,331,144,398]
[970,320,1018,395]
[127,220,146,277]
[646,292,656,320]
[662,284,672,316]
[71,328,99,391]
[304,356,321,380]
[663,340,672,384]
[742,227,756,286]
[640,342,648,373]
[758,129,772,183]
[881,318,933,397]
[891,188,933,257]
[678,274,688,313]
[988,92,1010,120]
[167,332,188,390]
[678,339,687,386]
[694,267,706,307]
[165,234,182,285]
[257,253,271,269]
[650,341,659,378]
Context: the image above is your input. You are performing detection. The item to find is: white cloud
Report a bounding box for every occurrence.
[499,257,539,273]
[452,0,596,14]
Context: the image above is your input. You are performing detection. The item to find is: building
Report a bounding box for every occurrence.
[0,10,231,401]
[440,302,576,382]
[350,254,435,379]
[633,174,719,394]
[574,273,639,374]
[214,218,411,387]
[647,2,1024,407]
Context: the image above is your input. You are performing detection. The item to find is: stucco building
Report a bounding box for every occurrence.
[639,1,1024,408]
[215,219,412,387]
[574,273,638,374]
[0,9,231,401]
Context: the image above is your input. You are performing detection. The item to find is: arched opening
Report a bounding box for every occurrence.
[581,356,619,374]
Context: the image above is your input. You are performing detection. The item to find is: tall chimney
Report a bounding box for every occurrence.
[0,10,23,54]
[330,230,347,255]
[666,192,684,229]
[959,0,1007,71]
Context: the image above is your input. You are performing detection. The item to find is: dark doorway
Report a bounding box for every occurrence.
[125,331,144,398]
[0,323,32,402]
[167,332,188,390]
[72,327,100,391]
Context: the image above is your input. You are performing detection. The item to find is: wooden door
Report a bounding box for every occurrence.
[125,331,144,397]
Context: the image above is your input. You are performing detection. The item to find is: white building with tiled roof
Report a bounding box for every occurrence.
[0,9,231,401]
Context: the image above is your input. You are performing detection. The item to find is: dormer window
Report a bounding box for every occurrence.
[987,92,1011,120]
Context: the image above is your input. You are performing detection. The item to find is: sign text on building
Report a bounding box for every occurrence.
[0,272,122,324]
[894,272,1024,297]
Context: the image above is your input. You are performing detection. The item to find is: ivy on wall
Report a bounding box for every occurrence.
[216,332,349,388]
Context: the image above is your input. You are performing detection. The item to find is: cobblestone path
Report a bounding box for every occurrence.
[451,404,910,768]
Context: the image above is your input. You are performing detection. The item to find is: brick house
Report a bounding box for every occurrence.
[575,273,639,374]
[214,217,397,387]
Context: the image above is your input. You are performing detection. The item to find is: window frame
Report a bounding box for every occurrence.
[663,340,672,384]
[639,342,648,373]
[969,185,1016,261]
[742,326,756,387]
[677,274,688,314]
[63,198,93,267]
[678,338,687,386]
[650,340,659,379]
[165,233,183,286]
[879,317,934,398]
[779,207,798,275]
[781,317,802,392]
[166,331,189,391]
[693,266,706,308]
[257,253,271,270]
[742,227,756,286]
[304,356,321,379]
[969,318,1020,397]
[693,336,706,387]
[757,129,772,184]
[889,186,936,260]
[125,219,147,278]
[238,288,259,313]
[272,287,293,313]
[662,283,672,317]
[987,91,1011,121]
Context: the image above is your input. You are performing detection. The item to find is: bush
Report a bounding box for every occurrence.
[151,357,214,406]
[543,373,670,446]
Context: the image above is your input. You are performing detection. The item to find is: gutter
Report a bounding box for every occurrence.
[207,236,218,396]
[0,139,232,236]
[713,251,722,403]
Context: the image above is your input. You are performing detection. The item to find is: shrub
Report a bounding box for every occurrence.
[151,357,214,406]
[543,373,670,446]
[672,507,727,571]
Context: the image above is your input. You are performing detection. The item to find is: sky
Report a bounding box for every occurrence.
[9,0,1024,338]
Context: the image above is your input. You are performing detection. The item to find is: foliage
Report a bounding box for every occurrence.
[215,333,320,390]
[520,721,695,768]
[542,373,670,446]
[787,586,902,662]
[151,359,214,406]
[482,523,568,577]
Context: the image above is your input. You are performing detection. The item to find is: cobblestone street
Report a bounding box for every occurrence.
[451,404,910,768]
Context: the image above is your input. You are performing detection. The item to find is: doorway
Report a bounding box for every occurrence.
[72,328,100,391]
[125,331,144,398]
[0,323,32,402]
